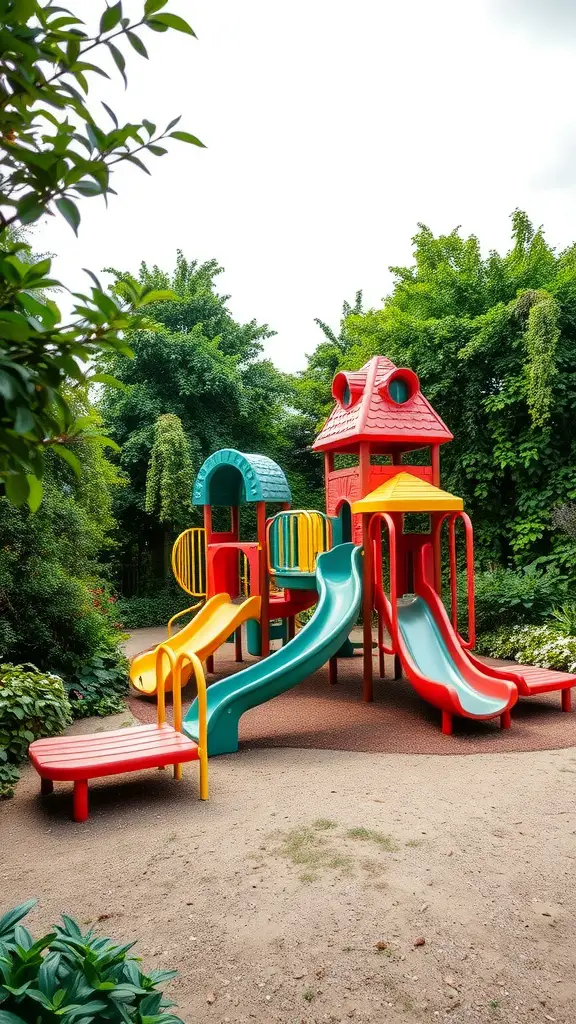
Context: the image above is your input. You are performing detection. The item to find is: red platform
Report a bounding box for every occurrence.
[29,724,199,822]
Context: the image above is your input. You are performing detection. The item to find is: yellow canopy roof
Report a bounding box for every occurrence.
[351,472,463,513]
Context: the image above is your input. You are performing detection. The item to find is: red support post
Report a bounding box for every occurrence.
[441,711,453,736]
[257,502,270,658]
[362,511,374,702]
[500,710,511,729]
[378,615,385,678]
[431,446,441,595]
[329,656,338,685]
[235,628,243,663]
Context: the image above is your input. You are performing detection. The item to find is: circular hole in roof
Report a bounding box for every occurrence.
[385,369,419,405]
[342,382,352,408]
[389,378,410,404]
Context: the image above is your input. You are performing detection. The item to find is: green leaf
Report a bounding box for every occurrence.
[0,1012,29,1024]
[26,475,43,512]
[101,101,119,127]
[148,144,167,156]
[107,41,127,88]
[88,373,126,389]
[169,130,205,148]
[52,444,82,478]
[100,2,122,33]
[4,474,30,507]
[124,153,151,174]
[0,900,36,939]
[144,0,168,12]
[126,31,148,58]
[14,406,35,434]
[147,12,196,35]
[55,197,81,235]
[17,193,46,225]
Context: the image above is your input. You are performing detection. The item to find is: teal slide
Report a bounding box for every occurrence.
[396,596,511,717]
[184,543,363,755]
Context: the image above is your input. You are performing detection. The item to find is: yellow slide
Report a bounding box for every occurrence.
[130,593,261,696]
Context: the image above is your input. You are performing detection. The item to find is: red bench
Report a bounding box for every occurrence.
[29,646,208,822]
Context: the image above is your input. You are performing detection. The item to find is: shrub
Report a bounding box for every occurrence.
[67,646,129,720]
[550,602,576,636]
[0,900,183,1023]
[477,623,576,674]
[116,590,193,630]
[0,664,72,798]
[462,562,568,634]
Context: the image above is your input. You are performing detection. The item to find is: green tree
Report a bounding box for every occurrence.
[0,395,123,676]
[0,0,202,506]
[145,413,194,530]
[334,211,576,570]
[100,253,292,593]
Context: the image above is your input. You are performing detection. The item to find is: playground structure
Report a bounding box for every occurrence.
[30,355,576,817]
[133,355,575,753]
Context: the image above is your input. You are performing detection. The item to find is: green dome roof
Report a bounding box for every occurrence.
[192,449,292,506]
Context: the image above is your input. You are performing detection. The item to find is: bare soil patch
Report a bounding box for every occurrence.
[3,713,576,1023]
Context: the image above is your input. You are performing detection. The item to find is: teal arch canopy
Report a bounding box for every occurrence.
[192,449,292,506]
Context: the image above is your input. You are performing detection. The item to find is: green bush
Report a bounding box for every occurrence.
[462,562,568,634]
[0,900,183,1023]
[116,590,192,629]
[477,623,576,674]
[67,645,129,720]
[0,664,72,798]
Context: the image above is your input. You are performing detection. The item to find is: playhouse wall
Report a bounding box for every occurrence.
[326,464,434,546]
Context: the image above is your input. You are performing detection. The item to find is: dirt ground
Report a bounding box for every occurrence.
[3,709,576,1024]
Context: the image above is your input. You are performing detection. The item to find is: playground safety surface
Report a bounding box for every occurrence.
[127,637,576,755]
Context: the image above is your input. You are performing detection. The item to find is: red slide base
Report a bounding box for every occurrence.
[441,711,453,735]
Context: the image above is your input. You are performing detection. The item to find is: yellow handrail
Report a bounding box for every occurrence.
[171,527,207,597]
[154,643,208,798]
[175,650,208,799]
[167,601,204,638]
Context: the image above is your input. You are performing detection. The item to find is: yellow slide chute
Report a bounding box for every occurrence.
[130,594,261,696]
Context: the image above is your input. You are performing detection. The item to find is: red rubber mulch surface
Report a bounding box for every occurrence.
[128,644,576,756]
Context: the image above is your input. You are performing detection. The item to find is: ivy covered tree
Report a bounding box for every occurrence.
[145,413,194,531]
[330,211,576,571]
[100,253,293,593]
[0,0,203,507]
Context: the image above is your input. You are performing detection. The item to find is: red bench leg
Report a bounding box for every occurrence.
[40,778,54,795]
[500,710,511,729]
[73,779,89,822]
[562,689,572,713]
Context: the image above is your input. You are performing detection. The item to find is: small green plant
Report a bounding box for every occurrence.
[0,663,72,797]
[303,988,315,1002]
[346,827,398,851]
[67,646,129,719]
[0,900,183,1022]
[550,603,576,636]
[461,563,567,634]
[313,818,337,830]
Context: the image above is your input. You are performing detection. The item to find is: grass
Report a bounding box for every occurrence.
[272,825,353,881]
[346,826,398,851]
[313,818,337,830]
[405,839,423,848]
[489,1000,500,1013]
[303,988,315,1002]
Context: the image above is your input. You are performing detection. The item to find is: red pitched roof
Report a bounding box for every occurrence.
[312,356,453,452]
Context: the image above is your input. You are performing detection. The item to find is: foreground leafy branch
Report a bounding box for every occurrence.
[0,0,204,507]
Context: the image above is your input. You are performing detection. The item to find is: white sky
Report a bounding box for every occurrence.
[36,0,576,371]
